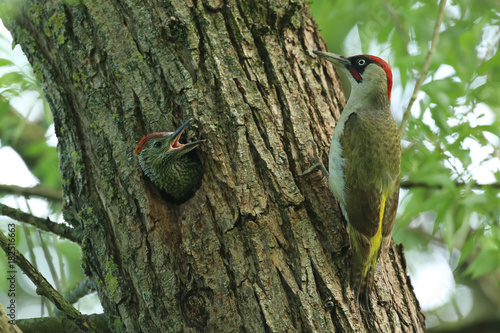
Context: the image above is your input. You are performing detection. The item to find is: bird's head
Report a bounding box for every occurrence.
[134,119,203,172]
[313,51,393,103]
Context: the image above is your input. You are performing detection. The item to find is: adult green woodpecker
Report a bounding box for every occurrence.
[314,51,401,309]
[135,119,203,203]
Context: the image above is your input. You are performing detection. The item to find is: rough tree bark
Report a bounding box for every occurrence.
[4,0,426,331]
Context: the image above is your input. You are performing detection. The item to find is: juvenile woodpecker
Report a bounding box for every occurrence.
[314,51,401,309]
[135,119,203,203]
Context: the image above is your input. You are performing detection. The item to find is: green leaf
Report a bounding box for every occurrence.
[0,58,15,67]
[0,71,25,87]
[465,249,500,278]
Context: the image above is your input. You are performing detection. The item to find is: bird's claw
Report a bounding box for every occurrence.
[299,139,329,178]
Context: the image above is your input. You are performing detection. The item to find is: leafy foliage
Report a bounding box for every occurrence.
[0,26,84,317]
[0,33,60,190]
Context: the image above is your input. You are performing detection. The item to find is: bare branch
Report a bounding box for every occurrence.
[401,180,500,189]
[0,203,81,243]
[0,231,93,331]
[64,279,94,304]
[399,0,448,135]
[54,279,95,317]
[0,184,62,201]
[16,314,111,333]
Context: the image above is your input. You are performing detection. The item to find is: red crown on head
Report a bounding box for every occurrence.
[365,55,393,101]
[134,132,171,154]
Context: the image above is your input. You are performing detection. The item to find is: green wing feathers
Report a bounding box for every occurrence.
[340,111,401,305]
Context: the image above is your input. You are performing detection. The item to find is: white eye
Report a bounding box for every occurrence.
[357,59,366,66]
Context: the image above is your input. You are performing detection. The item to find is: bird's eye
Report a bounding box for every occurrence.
[357,59,366,66]
[153,141,162,148]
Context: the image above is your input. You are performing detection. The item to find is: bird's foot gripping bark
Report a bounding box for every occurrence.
[299,139,329,178]
[355,290,373,313]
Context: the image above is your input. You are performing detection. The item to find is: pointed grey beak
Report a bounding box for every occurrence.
[170,119,204,153]
[171,119,192,139]
[313,50,350,66]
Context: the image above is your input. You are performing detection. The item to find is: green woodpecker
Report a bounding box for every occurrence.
[314,51,401,309]
[135,119,203,203]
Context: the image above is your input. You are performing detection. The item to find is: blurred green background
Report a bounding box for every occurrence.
[1,0,499,330]
[0,23,99,318]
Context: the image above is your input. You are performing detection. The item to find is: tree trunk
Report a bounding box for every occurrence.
[5,0,425,331]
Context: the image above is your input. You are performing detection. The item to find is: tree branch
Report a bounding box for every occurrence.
[0,184,62,201]
[16,313,111,333]
[400,180,500,189]
[0,305,22,332]
[63,279,94,304]
[399,0,448,135]
[54,279,96,317]
[0,203,81,243]
[428,318,500,333]
[0,231,93,331]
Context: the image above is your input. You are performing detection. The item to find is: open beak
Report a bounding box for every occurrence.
[313,50,350,66]
[169,119,204,153]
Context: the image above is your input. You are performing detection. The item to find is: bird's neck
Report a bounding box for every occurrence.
[347,85,390,111]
